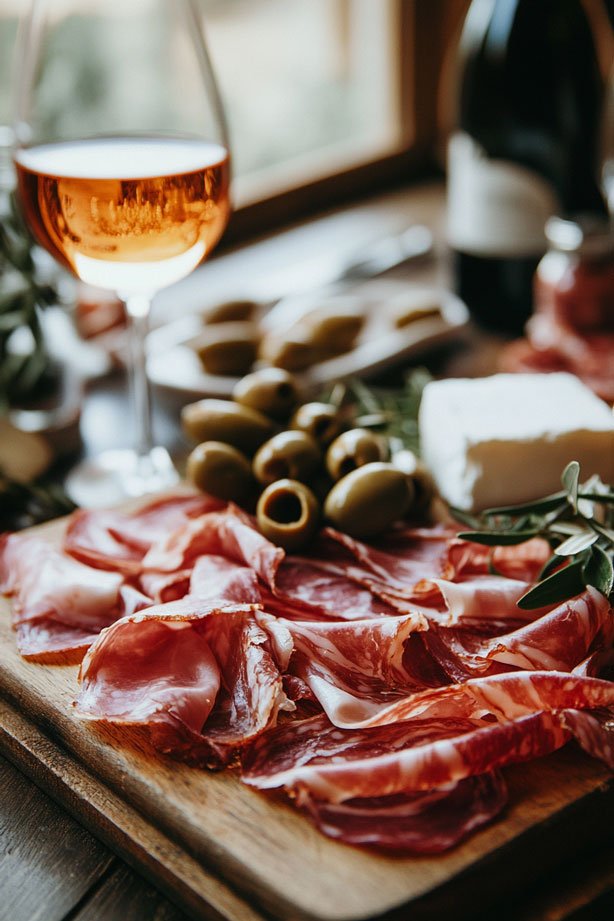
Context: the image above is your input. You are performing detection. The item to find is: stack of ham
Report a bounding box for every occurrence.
[1,493,613,853]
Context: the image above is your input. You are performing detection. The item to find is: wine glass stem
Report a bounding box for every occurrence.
[125,294,153,459]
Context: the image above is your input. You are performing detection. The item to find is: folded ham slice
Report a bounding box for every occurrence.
[300,772,508,853]
[76,597,292,766]
[0,533,122,630]
[65,493,221,574]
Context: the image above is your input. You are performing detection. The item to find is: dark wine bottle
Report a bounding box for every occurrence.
[447,0,608,334]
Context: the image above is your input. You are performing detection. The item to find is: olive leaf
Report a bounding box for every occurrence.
[455,462,613,610]
[583,545,614,597]
[483,492,567,517]
[554,531,599,556]
[517,561,586,609]
[562,460,580,513]
[457,530,540,547]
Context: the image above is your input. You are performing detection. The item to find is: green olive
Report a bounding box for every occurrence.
[191,322,260,376]
[233,368,301,421]
[324,462,413,538]
[203,299,258,324]
[253,430,321,486]
[187,441,254,502]
[181,399,274,454]
[290,402,342,446]
[300,307,365,354]
[326,428,389,481]
[257,478,320,551]
[392,450,437,513]
[259,333,320,371]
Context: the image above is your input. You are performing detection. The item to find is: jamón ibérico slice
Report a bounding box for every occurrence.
[139,569,191,603]
[189,555,261,605]
[300,772,507,854]
[76,597,291,766]
[272,557,401,620]
[418,575,544,627]
[16,618,101,664]
[142,505,283,588]
[318,526,451,600]
[65,493,221,574]
[560,709,614,769]
[445,537,550,583]
[0,533,122,631]
[438,588,613,674]
[283,615,428,725]
[242,711,570,802]
[323,669,614,730]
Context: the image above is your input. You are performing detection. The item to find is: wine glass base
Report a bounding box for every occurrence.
[65,446,180,508]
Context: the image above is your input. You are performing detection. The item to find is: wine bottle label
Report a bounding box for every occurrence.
[447,132,559,258]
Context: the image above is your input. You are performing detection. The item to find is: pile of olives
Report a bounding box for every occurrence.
[182,368,436,551]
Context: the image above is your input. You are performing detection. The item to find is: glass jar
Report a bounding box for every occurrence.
[534,216,614,332]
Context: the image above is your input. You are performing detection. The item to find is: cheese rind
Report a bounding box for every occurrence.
[418,373,614,511]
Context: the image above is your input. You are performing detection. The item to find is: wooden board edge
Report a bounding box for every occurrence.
[0,695,269,921]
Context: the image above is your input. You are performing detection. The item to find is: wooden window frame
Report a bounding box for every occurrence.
[225,0,461,245]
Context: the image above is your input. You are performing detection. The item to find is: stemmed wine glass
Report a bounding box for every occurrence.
[12,0,231,506]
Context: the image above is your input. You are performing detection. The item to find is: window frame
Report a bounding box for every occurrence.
[224,0,457,244]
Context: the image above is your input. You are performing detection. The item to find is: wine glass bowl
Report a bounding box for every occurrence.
[12,0,231,506]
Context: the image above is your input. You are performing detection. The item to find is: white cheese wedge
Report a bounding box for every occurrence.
[418,373,614,511]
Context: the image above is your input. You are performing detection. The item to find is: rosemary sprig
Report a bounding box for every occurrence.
[453,461,614,609]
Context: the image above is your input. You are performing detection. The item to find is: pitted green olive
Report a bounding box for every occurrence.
[233,368,300,421]
[326,428,389,481]
[290,402,342,446]
[191,322,259,376]
[203,299,258,324]
[253,431,321,486]
[256,478,320,551]
[259,333,319,371]
[181,399,274,454]
[187,441,254,502]
[391,449,437,513]
[324,462,413,538]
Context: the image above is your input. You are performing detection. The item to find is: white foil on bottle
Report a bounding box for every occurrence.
[447,131,559,258]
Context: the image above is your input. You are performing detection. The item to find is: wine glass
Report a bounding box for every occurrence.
[12,0,231,506]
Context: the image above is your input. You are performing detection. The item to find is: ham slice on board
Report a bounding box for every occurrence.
[2,491,613,854]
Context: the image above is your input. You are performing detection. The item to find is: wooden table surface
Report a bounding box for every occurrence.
[1,182,613,921]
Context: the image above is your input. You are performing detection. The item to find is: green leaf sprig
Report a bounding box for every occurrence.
[0,472,76,532]
[0,190,58,410]
[453,461,614,609]
[325,368,432,456]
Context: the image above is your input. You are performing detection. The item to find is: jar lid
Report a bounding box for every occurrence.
[545,215,614,258]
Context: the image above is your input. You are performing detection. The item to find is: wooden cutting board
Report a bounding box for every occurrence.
[0,515,613,921]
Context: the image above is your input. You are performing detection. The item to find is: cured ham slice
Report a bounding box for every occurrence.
[561,709,614,769]
[436,588,613,675]
[16,618,101,665]
[242,711,570,802]
[0,533,122,631]
[142,506,283,588]
[446,537,550,583]
[65,493,220,574]
[189,555,261,605]
[301,772,507,853]
[271,557,401,620]
[76,597,292,766]
[419,575,542,627]
[283,615,428,725]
